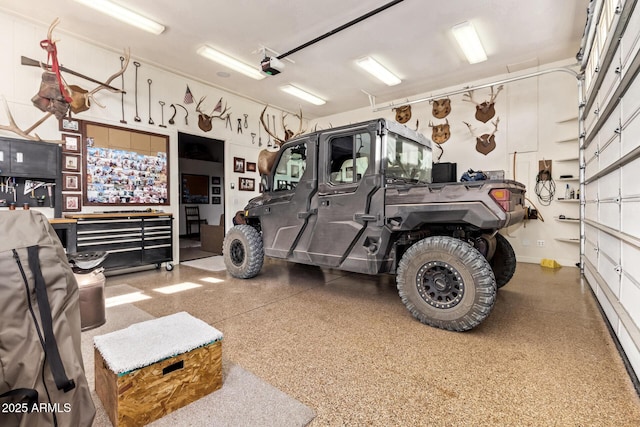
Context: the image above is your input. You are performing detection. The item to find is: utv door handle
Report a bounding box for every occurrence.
[298,209,317,219]
[354,213,377,222]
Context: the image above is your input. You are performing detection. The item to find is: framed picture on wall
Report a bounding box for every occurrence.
[212,186,221,195]
[62,173,82,192]
[181,173,209,204]
[212,196,221,204]
[62,194,81,212]
[62,154,81,172]
[239,177,255,191]
[233,157,245,173]
[59,117,81,133]
[61,133,81,153]
[246,162,256,172]
[211,176,221,185]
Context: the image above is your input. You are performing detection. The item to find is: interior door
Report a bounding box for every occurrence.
[260,137,318,258]
[307,124,383,267]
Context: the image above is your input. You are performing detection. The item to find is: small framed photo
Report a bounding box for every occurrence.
[212,186,221,195]
[246,162,257,172]
[62,154,81,172]
[61,133,81,153]
[212,196,221,204]
[59,117,81,133]
[239,177,255,191]
[233,157,245,173]
[62,194,81,212]
[211,176,221,185]
[62,173,81,191]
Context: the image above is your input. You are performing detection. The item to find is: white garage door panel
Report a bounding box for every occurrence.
[598,253,621,297]
[599,137,621,172]
[621,201,640,237]
[601,104,622,144]
[599,230,621,260]
[599,47,621,108]
[598,202,620,229]
[622,242,640,289]
[585,236,598,266]
[618,327,640,381]
[622,2,640,72]
[620,156,640,197]
[598,169,620,199]
[585,135,599,161]
[585,181,598,202]
[621,274,640,332]
[596,278,620,327]
[585,101,600,137]
[584,265,599,294]
[586,201,598,219]
[621,105,640,157]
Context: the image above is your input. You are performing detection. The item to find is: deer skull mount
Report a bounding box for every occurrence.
[464,117,500,156]
[430,98,451,119]
[429,119,451,144]
[1,18,129,143]
[393,105,411,124]
[463,85,503,123]
[196,97,229,132]
[258,105,305,175]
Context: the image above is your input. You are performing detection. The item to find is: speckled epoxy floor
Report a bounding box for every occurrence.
[104,260,640,426]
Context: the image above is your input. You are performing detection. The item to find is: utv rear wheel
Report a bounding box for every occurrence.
[490,233,517,288]
[223,225,264,279]
[397,236,497,332]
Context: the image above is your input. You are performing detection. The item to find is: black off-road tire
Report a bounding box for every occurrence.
[396,235,497,332]
[490,233,516,288]
[223,225,264,279]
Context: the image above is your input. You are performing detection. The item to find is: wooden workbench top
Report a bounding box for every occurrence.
[64,212,172,219]
[49,218,77,224]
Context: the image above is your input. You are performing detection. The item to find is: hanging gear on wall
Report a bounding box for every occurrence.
[237,118,243,134]
[133,62,141,122]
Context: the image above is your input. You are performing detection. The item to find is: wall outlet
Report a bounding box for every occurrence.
[522,239,531,246]
[537,240,545,247]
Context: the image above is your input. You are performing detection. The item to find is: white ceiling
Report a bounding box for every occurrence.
[0,0,587,118]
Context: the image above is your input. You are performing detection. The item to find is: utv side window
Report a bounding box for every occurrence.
[273,143,307,191]
[329,132,371,184]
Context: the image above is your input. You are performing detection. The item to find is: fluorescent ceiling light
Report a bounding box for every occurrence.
[452,21,488,64]
[356,57,401,86]
[197,46,266,80]
[280,85,326,105]
[73,0,165,35]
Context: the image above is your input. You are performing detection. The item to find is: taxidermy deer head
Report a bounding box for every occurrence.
[258,105,305,175]
[464,117,500,155]
[463,85,503,123]
[393,105,411,124]
[196,97,229,132]
[430,98,451,119]
[429,119,451,144]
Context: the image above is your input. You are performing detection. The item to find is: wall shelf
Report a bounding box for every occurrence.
[556,157,579,162]
[556,199,580,203]
[554,217,580,222]
[555,137,579,143]
[556,116,579,123]
[556,177,579,181]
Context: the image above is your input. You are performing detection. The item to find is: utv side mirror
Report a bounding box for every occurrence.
[260,174,270,192]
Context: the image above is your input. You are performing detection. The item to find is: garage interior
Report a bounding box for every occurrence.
[0,0,639,425]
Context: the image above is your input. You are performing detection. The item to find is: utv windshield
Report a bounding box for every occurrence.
[385,132,432,184]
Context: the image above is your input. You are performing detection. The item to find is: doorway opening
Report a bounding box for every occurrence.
[177,132,225,262]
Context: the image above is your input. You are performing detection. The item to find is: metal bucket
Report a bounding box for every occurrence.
[75,268,106,331]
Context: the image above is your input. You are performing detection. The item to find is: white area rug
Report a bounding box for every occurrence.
[181,255,226,272]
[82,284,314,427]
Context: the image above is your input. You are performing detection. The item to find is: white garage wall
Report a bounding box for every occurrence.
[312,58,581,267]
[0,11,302,261]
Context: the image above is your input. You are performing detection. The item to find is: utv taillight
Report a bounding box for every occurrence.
[490,188,512,212]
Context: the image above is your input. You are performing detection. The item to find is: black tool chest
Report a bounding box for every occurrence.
[67,213,173,272]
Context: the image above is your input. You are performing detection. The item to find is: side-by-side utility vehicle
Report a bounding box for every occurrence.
[223,119,526,331]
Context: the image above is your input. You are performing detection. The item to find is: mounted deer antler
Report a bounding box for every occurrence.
[463,85,503,123]
[257,105,305,175]
[428,119,450,144]
[0,19,129,142]
[464,117,500,155]
[196,96,229,132]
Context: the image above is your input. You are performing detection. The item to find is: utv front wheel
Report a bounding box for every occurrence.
[396,236,497,332]
[223,225,264,278]
[490,233,517,288]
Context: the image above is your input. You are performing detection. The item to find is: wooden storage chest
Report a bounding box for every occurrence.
[94,312,223,426]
